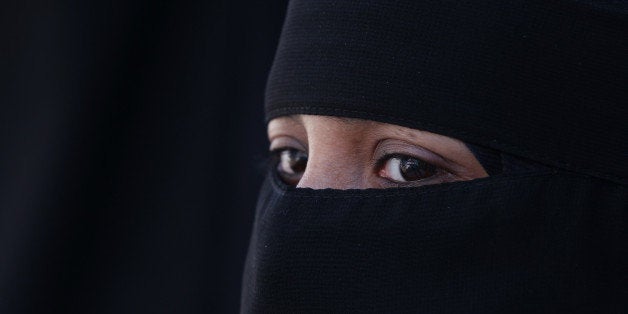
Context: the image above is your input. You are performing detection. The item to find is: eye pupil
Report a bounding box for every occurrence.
[278,149,308,175]
[276,149,308,186]
[399,156,436,181]
[287,150,307,173]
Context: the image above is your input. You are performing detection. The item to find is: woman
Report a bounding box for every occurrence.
[242,1,627,312]
[268,115,491,189]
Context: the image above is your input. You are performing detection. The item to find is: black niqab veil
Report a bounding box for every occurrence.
[242,1,628,313]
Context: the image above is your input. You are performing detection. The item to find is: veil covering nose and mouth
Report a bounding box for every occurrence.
[242,1,628,313]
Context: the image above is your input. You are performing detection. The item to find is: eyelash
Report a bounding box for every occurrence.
[376,153,404,167]
[268,148,446,186]
[270,148,308,184]
[376,153,442,183]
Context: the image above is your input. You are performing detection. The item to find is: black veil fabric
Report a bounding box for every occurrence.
[242,0,628,312]
[264,0,628,184]
[243,169,627,313]
[0,1,287,313]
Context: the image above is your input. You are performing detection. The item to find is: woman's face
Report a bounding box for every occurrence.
[268,115,488,189]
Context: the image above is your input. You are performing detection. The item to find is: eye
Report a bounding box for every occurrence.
[273,148,308,185]
[378,155,437,183]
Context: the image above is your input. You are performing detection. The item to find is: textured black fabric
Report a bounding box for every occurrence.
[243,170,627,313]
[264,0,628,184]
[242,0,628,313]
[466,143,551,176]
[466,144,503,175]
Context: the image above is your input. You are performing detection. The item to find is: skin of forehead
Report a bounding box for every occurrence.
[267,115,485,175]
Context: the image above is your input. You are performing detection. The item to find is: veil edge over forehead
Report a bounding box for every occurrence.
[264,0,628,185]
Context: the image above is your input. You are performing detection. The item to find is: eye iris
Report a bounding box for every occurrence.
[287,149,307,173]
[399,156,436,181]
[279,149,307,174]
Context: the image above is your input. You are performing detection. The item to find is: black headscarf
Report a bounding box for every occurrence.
[242,1,628,312]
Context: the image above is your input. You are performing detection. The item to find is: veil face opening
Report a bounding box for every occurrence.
[242,1,628,312]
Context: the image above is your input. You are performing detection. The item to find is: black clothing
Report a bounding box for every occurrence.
[242,0,628,313]
[243,169,626,313]
[264,0,628,184]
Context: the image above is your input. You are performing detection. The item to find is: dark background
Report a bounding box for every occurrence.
[1,1,287,313]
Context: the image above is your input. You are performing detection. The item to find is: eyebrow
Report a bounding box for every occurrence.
[287,114,303,124]
[287,114,359,125]
[329,116,359,124]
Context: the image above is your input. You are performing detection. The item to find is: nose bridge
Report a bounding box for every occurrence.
[296,136,366,190]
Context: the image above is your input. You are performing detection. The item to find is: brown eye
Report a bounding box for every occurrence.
[275,149,308,185]
[380,155,437,182]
